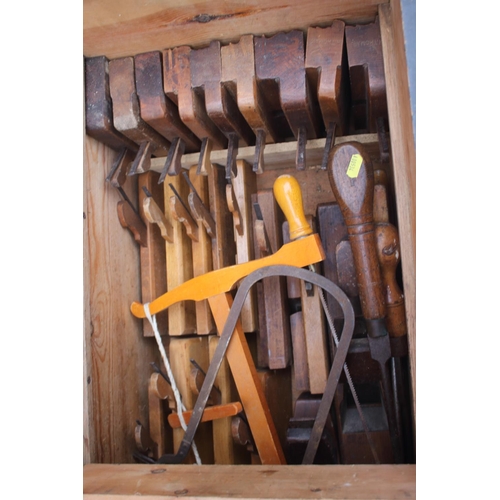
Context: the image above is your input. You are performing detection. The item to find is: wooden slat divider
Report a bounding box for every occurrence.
[147,133,379,173]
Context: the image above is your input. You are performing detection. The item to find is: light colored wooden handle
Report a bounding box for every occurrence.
[273,175,313,241]
[143,196,174,243]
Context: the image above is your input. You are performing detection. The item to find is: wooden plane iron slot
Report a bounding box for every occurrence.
[134,51,200,179]
[108,56,170,176]
[190,40,255,181]
[163,46,226,176]
[221,34,280,174]
[85,56,139,153]
[134,50,201,153]
[254,30,323,170]
[345,16,388,134]
[305,21,350,169]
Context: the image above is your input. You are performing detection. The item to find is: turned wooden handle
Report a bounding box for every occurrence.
[328,142,385,321]
[375,222,407,337]
[273,175,313,241]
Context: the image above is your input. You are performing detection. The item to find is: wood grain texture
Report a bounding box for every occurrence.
[208,293,286,465]
[83,463,416,498]
[84,134,159,463]
[164,175,197,335]
[345,16,388,133]
[169,336,214,464]
[191,40,255,147]
[108,57,170,157]
[83,0,383,58]
[379,0,416,421]
[222,35,279,145]
[230,160,258,332]
[209,335,251,465]
[305,22,349,135]
[148,133,379,174]
[83,110,94,465]
[188,166,216,335]
[254,189,291,369]
[138,171,168,337]
[134,51,201,153]
[163,46,226,149]
[255,30,321,141]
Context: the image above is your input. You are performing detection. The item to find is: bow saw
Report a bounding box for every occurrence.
[131,174,356,464]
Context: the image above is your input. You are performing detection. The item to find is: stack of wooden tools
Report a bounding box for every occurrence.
[85,16,414,466]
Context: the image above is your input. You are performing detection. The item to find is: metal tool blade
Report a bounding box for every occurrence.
[155,265,355,464]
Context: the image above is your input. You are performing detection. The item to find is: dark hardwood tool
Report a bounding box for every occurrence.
[252,191,291,369]
[282,218,328,394]
[221,35,279,173]
[254,30,322,170]
[134,51,201,153]
[286,393,338,464]
[163,46,226,175]
[305,22,349,168]
[375,221,414,462]
[327,141,402,463]
[85,56,139,152]
[108,57,170,175]
[190,40,255,180]
[345,17,388,134]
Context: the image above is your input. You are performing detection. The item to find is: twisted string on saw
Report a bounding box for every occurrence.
[144,303,202,465]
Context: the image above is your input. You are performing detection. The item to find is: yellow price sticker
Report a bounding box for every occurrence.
[346,154,363,178]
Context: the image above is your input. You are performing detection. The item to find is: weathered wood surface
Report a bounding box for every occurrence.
[84,134,159,463]
[379,0,416,419]
[148,133,379,174]
[208,335,250,465]
[169,336,214,464]
[83,0,382,59]
[164,175,197,335]
[230,160,258,332]
[138,171,168,337]
[208,293,286,465]
[83,463,416,499]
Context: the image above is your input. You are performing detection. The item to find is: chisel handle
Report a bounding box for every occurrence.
[375,222,407,338]
[328,142,386,324]
[273,174,313,241]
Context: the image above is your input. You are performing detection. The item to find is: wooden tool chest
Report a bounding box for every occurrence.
[83,0,416,497]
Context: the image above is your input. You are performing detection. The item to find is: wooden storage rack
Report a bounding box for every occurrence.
[83,0,416,497]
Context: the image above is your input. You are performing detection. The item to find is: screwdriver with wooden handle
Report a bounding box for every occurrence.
[327,141,403,463]
[273,174,380,464]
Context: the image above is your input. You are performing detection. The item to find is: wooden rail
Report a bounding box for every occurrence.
[84,463,416,499]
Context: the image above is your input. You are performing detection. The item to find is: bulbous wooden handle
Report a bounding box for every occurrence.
[328,142,385,321]
[273,174,313,241]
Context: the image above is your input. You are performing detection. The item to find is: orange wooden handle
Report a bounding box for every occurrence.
[167,402,243,429]
[131,233,324,318]
[273,175,313,241]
